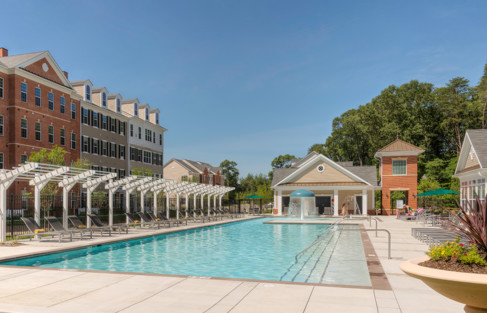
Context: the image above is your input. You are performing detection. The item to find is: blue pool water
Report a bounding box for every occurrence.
[1,218,371,286]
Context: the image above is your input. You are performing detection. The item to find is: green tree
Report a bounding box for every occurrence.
[220,160,239,199]
[271,154,296,169]
[476,63,487,128]
[131,167,154,177]
[308,143,326,155]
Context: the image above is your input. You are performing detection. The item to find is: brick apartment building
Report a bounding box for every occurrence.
[0,48,81,194]
[0,47,167,196]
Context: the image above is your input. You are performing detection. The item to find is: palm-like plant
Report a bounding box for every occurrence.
[446,195,487,256]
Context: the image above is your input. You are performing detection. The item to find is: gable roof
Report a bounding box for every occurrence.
[467,129,487,168]
[164,158,221,175]
[455,129,487,175]
[0,50,72,87]
[271,152,377,187]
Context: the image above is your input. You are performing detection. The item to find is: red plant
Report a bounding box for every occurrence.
[446,195,487,256]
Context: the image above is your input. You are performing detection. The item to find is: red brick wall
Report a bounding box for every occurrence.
[4,73,80,194]
[381,155,418,215]
[24,58,64,85]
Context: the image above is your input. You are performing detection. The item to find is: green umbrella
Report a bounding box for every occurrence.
[244,195,262,199]
[416,188,459,197]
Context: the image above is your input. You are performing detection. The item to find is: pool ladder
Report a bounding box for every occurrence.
[280,219,345,283]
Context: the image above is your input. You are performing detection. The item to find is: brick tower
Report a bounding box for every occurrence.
[374,139,424,215]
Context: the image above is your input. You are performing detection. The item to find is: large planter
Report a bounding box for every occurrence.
[400,256,487,313]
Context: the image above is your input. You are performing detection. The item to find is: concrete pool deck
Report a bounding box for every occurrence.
[0,216,465,313]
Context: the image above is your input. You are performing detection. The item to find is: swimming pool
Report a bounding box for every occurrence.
[0,218,371,286]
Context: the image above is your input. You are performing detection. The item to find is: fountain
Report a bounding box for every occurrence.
[289,190,317,220]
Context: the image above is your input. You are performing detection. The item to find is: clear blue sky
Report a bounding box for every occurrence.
[3,0,487,176]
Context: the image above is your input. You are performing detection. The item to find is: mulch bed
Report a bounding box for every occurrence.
[420,259,487,274]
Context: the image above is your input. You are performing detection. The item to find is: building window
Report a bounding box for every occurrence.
[116,99,121,113]
[102,92,107,107]
[102,141,108,156]
[143,151,151,164]
[110,118,116,132]
[134,103,138,117]
[35,87,41,106]
[93,112,99,127]
[21,82,27,102]
[82,136,89,152]
[21,154,27,164]
[138,127,141,139]
[0,153,3,169]
[48,125,54,143]
[130,124,133,137]
[21,119,27,138]
[119,145,125,160]
[120,121,125,135]
[60,128,66,145]
[110,142,116,157]
[145,108,149,121]
[392,159,407,175]
[137,149,142,162]
[35,122,41,141]
[71,133,76,150]
[130,148,135,161]
[60,96,65,114]
[48,92,54,110]
[0,115,3,136]
[119,169,125,179]
[0,77,3,98]
[92,139,99,154]
[102,115,107,130]
[71,102,76,119]
[85,85,91,101]
[156,113,159,124]
[159,134,162,145]
[82,108,89,124]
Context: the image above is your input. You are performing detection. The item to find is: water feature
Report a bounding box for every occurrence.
[289,190,318,219]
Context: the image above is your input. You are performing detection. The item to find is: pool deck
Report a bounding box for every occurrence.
[0,216,464,313]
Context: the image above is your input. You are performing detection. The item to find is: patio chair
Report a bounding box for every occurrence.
[44,216,92,240]
[68,215,111,237]
[157,212,184,226]
[124,212,147,228]
[88,214,129,234]
[136,212,163,229]
[198,209,218,221]
[19,217,72,242]
[146,212,171,227]
[184,209,205,223]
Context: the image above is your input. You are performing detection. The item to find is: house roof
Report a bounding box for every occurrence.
[164,159,221,175]
[467,129,487,168]
[271,152,378,187]
[70,79,92,86]
[376,139,423,153]
[0,51,45,68]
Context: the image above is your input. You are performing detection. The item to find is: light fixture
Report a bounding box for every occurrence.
[386,193,389,198]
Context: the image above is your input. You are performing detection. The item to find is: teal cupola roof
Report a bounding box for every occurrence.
[290,190,315,198]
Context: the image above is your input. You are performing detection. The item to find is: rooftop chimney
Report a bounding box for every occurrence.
[63,71,69,79]
[0,48,8,57]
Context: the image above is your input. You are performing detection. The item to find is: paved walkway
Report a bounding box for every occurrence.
[0,216,465,313]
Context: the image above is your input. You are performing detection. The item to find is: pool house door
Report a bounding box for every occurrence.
[354,195,363,215]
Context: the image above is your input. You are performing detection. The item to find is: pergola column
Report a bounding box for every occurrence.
[207,195,211,215]
[83,173,116,228]
[59,170,96,229]
[106,176,137,227]
[362,189,368,216]
[176,193,180,220]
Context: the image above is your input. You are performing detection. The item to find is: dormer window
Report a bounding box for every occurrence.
[156,113,159,124]
[145,108,149,121]
[134,103,138,117]
[102,92,107,107]
[116,99,121,113]
[85,85,91,101]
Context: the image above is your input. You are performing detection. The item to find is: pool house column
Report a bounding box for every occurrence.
[362,189,368,216]
[333,189,339,216]
[277,190,283,215]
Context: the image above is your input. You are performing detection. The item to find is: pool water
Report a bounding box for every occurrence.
[1,218,371,286]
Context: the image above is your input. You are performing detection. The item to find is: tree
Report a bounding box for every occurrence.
[73,158,92,169]
[131,167,153,177]
[271,154,296,169]
[308,143,326,155]
[220,160,239,187]
[477,63,487,128]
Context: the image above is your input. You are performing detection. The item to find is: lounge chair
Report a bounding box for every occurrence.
[45,216,93,239]
[124,212,146,228]
[136,212,163,229]
[146,212,171,227]
[158,212,183,226]
[198,209,217,221]
[88,215,129,234]
[19,217,72,242]
[68,215,111,237]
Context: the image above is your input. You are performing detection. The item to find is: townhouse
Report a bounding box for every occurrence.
[164,159,224,185]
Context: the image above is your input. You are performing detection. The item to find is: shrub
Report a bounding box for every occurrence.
[427,237,486,266]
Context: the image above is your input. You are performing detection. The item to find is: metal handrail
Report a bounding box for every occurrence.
[296,223,343,261]
[340,228,392,259]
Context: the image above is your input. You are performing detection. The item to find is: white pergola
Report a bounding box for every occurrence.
[0,162,235,242]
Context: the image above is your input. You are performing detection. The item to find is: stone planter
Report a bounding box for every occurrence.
[400,256,487,313]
